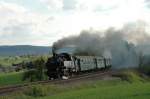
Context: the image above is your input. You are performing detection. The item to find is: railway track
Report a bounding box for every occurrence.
[0,70,116,95]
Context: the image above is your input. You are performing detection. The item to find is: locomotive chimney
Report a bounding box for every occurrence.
[52,44,57,57]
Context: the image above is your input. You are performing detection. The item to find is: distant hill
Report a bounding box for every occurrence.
[0,45,51,56]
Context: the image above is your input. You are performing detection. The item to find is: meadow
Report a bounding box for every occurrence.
[0,71,26,86]
[0,55,49,86]
[0,55,46,67]
[0,70,150,99]
[40,81,150,99]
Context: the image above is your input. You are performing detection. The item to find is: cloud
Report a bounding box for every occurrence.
[39,0,121,12]
[145,0,150,8]
[39,0,63,11]
[0,2,31,37]
[145,0,150,3]
[63,0,77,10]
[75,0,121,12]
[1,23,32,38]
[0,1,60,45]
[0,0,150,46]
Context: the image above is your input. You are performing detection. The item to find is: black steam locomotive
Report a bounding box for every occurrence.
[46,50,111,80]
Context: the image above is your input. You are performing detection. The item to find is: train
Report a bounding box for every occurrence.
[46,51,111,80]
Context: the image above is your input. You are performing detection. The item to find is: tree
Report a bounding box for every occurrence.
[23,57,48,82]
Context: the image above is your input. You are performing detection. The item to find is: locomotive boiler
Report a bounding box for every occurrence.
[46,48,111,80]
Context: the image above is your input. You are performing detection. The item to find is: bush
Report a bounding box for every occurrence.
[22,70,37,82]
[23,57,48,82]
[112,70,144,83]
[138,66,150,76]
[24,84,64,97]
[25,85,48,97]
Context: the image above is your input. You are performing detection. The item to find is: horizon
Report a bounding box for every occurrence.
[0,44,50,47]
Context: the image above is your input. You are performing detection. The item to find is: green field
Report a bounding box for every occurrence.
[0,71,26,86]
[41,82,150,99]
[0,56,49,86]
[0,70,150,99]
[1,79,150,99]
[0,56,32,67]
[0,55,49,67]
[0,70,48,86]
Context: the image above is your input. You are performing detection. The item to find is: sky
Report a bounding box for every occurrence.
[0,0,150,46]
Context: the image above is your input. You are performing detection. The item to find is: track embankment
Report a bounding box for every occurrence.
[0,70,118,95]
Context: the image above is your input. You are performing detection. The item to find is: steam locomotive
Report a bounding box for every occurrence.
[46,50,111,80]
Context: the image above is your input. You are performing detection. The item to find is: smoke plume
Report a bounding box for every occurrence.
[53,21,150,68]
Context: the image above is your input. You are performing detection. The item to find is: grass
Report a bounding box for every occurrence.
[0,71,26,86]
[0,70,48,86]
[0,70,150,99]
[112,70,146,83]
[0,55,49,67]
[44,82,150,99]
[0,56,49,86]
[0,56,30,67]
[1,80,150,99]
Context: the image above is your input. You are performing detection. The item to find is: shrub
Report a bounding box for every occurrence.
[25,85,48,97]
[23,57,48,82]
[138,66,150,76]
[24,84,64,97]
[112,70,144,83]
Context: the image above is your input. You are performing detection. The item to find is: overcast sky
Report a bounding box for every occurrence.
[0,0,150,46]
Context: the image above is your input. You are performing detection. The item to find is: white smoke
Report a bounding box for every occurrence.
[53,21,150,68]
[103,50,112,59]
